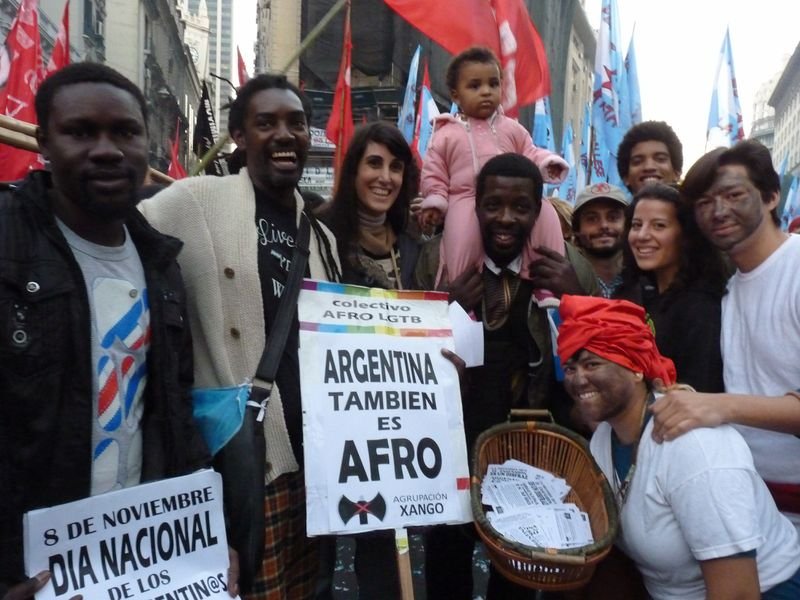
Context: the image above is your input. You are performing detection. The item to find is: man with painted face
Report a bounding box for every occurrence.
[651,140,800,533]
[558,295,800,599]
[415,153,597,599]
[0,63,220,597]
[141,74,341,599]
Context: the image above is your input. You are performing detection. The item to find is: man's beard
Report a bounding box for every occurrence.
[581,244,622,259]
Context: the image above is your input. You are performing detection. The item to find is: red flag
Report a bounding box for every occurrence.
[384,0,550,116]
[491,0,550,117]
[410,59,430,166]
[0,0,44,180]
[383,0,497,55]
[45,0,69,75]
[325,0,353,178]
[167,119,187,180]
[237,46,250,87]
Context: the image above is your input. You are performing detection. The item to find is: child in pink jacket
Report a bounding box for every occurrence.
[419,47,568,306]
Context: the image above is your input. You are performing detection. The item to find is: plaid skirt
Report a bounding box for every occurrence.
[246,471,320,600]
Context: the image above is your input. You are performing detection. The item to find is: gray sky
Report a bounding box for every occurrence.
[235,0,800,169]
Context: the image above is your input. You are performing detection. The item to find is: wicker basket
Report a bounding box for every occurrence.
[471,421,618,591]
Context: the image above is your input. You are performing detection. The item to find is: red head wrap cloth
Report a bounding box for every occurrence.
[557,295,677,385]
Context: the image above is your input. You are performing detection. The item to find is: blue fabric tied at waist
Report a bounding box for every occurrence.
[192,382,253,456]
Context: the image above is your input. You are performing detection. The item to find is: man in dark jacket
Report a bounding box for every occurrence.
[0,63,227,597]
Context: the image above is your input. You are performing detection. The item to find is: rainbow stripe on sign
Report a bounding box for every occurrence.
[301,279,452,337]
[299,322,451,337]
[302,279,449,302]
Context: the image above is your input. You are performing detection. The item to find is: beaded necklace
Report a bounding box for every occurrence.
[610,394,653,509]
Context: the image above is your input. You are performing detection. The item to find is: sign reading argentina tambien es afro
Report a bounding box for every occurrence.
[299,280,471,535]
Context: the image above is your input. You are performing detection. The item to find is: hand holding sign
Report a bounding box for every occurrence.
[1,572,81,600]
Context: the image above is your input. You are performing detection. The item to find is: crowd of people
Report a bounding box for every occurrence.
[2,43,799,600]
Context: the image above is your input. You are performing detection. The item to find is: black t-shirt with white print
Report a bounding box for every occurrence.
[254,186,306,463]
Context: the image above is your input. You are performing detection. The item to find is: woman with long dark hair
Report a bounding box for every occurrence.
[316,121,420,600]
[318,121,420,291]
[616,182,729,391]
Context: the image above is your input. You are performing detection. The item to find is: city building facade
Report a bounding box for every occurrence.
[770,42,800,176]
[104,0,201,172]
[181,0,211,81]
[187,0,233,134]
[1,0,202,174]
[1,0,97,63]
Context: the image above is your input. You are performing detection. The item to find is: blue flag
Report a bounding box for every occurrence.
[532,96,556,153]
[591,0,627,185]
[589,125,613,185]
[707,28,744,149]
[557,121,577,205]
[578,103,590,191]
[625,33,642,125]
[781,176,799,231]
[397,46,421,143]
[415,64,440,160]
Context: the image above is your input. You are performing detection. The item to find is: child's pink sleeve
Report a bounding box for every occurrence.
[419,130,450,214]
[524,146,569,185]
[508,119,570,185]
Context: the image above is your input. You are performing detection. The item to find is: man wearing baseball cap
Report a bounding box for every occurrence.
[571,182,630,298]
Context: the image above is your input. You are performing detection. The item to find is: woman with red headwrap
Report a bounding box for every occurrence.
[558,295,800,600]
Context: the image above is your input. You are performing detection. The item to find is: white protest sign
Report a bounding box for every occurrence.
[24,470,236,600]
[298,280,472,535]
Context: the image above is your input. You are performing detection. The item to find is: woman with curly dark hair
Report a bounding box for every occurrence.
[317,121,420,291]
[615,182,729,392]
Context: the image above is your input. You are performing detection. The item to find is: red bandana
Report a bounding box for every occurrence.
[557,295,677,385]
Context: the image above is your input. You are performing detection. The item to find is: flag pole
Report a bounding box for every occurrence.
[0,115,173,184]
[190,0,348,176]
[395,528,415,600]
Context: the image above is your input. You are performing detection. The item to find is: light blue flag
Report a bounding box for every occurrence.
[397,45,421,143]
[532,96,556,153]
[625,33,642,124]
[706,28,744,149]
[416,84,440,160]
[617,49,632,134]
[557,121,578,205]
[589,125,612,185]
[781,176,799,231]
[591,0,626,183]
[578,103,590,191]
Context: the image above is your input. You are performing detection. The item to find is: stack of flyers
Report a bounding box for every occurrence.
[481,460,594,549]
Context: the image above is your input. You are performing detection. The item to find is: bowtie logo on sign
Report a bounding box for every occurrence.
[338,493,387,526]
